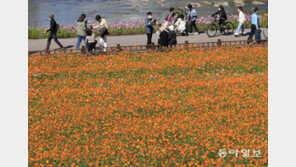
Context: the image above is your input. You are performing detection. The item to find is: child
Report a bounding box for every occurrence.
[212,5,227,33]
[187,4,200,35]
[175,14,187,36]
[145,12,156,47]
[168,25,177,45]
[248,8,261,42]
[235,6,246,36]
[85,29,97,52]
[158,25,169,47]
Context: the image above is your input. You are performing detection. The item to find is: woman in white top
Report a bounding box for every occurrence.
[94,15,108,52]
[175,14,187,35]
[235,6,246,36]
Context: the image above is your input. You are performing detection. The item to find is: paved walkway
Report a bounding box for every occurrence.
[28,28,267,51]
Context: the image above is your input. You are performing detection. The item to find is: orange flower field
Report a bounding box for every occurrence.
[28,46,268,166]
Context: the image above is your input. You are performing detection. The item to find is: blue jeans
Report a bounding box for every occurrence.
[235,23,244,34]
[76,35,87,49]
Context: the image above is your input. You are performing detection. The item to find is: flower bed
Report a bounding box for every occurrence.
[29,46,268,166]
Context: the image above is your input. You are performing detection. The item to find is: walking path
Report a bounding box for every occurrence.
[28,28,267,51]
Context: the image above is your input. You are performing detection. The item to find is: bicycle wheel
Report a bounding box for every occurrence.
[206,23,218,37]
[224,22,235,34]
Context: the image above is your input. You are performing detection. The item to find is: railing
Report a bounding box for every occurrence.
[28,39,268,55]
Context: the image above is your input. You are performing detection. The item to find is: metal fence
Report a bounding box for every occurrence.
[28,39,268,55]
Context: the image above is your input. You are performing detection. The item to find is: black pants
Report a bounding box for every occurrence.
[248,24,257,41]
[218,19,225,32]
[87,41,97,52]
[46,32,63,51]
[189,20,199,33]
[147,33,152,46]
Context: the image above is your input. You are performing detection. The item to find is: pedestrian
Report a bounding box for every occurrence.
[212,5,228,33]
[187,4,200,35]
[85,28,97,52]
[145,12,156,48]
[76,14,88,49]
[44,13,63,53]
[248,7,261,42]
[168,25,177,46]
[175,14,187,36]
[234,6,246,36]
[157,25,169,47]
[94,15,109,52]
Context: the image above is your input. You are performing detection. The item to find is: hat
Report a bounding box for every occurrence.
[168,25,174,31]
[48,13,54,19]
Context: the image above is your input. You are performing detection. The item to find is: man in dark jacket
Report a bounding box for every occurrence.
[145,12,156,47]
[45,14,64,52]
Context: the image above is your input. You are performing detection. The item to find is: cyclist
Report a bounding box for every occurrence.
[211,5,227,33]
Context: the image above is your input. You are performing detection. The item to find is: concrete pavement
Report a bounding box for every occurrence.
[28,28,267,51]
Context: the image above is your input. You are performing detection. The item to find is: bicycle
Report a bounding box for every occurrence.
[206,16,235,37]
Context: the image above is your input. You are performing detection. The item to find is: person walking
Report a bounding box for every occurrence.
[234,6,246,36]
[187,4,200,35]
[212,5,228,33]
[44,14,63,52]
[145,12,156,47]
[248,8,261,42]
[94,15,109,52]
[76,14,88,49]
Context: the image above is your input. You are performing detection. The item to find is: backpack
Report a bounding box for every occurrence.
[56,23,60,33]
[99,27,109,38]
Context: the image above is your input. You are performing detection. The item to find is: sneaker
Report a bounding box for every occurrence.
[194,32,199,35]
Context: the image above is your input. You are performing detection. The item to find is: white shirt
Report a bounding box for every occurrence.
[94,19,108,29]
[86,34,97,43]
[175,18,186,31]
[238,11,246,24]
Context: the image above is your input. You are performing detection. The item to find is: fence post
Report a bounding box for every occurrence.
[185,41,189,50]
[81,46,86,53]
[117,44,121,51]
[217,39,222,47]
[152,42,155,50]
